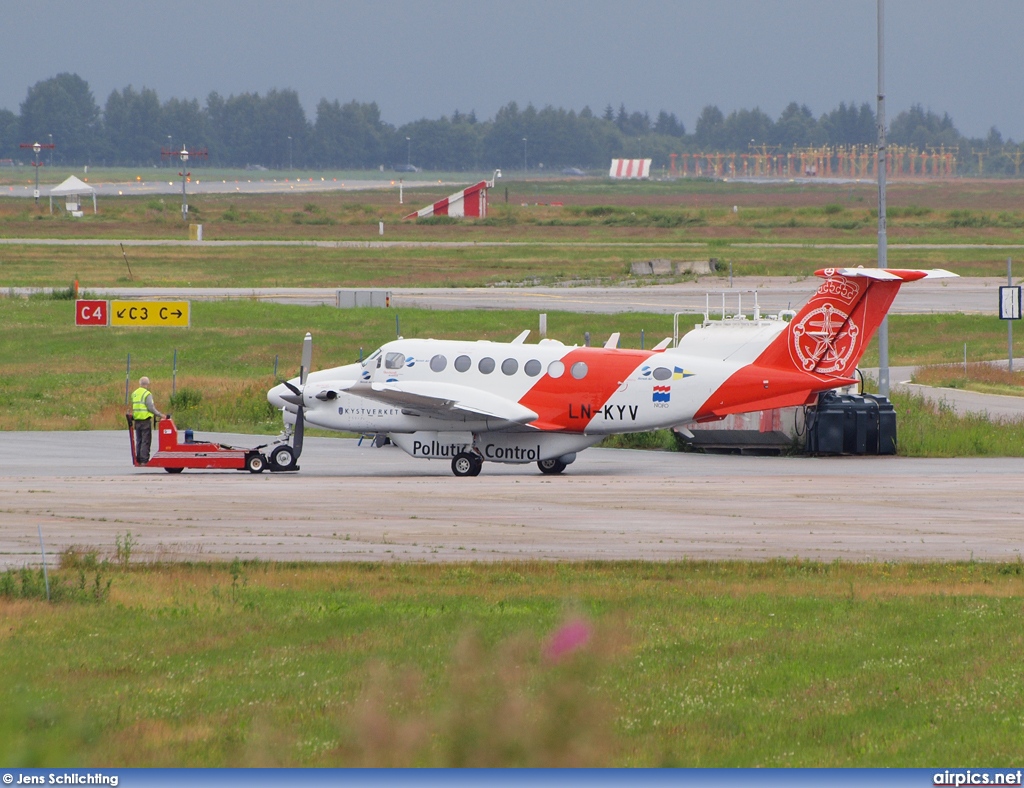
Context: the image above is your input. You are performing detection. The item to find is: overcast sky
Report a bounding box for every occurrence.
[3,0,1022,141]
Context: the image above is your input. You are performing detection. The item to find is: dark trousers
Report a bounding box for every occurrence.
[135,418,153,464]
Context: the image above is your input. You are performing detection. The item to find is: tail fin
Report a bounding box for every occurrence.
[755,268,956,378]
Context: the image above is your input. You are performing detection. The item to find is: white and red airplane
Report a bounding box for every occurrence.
[267,267,955,476]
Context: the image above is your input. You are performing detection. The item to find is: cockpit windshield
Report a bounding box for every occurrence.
[362,349,382,369]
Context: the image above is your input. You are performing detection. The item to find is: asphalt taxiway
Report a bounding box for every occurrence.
[5,274,1005,314]
[2,430,1021,568]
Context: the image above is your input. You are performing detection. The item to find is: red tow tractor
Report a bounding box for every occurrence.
[127,415,291,474]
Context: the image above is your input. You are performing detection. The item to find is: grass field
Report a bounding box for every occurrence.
[2,176,1024,287]
[2,238,1020,289]
[3,559,1024,767]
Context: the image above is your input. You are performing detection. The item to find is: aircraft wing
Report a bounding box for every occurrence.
[354,380,539,424]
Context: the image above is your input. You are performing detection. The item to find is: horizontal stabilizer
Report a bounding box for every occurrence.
[813,267,958,281]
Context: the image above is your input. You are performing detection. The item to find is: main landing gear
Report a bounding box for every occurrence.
[451,452,483,477]
[537,458,567,475]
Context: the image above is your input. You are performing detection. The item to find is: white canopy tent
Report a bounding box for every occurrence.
[49,175,97,215]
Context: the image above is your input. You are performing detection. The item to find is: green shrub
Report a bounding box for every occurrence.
[0,566,111,603]
[948,209,992,228]
[170,387,203,410]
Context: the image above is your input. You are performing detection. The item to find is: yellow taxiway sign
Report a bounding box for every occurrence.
[110,300,190,327]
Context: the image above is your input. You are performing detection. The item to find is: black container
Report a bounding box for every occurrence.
[806,392,896,456]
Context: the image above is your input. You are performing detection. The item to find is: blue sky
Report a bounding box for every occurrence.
[3,0,1021,140]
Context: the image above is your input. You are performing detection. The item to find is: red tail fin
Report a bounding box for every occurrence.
[691,268,956,421]
[756,268,951,378]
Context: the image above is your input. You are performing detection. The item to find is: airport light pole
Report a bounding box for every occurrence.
[32,142,41,204]
[523,137,527,175]
[18,141,54,205]
[48,134,53,167]
[288,136,293,171]
[179,146,190,221]
[166,136,171,168]
[876,0,890,396]
[406,136,411,167]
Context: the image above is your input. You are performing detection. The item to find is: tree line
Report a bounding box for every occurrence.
[0,72,1017,175]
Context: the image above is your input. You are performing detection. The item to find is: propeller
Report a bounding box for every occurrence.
[280,333,313,459]
[293,332,312,458]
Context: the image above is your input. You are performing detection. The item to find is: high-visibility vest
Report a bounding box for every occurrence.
[131,387,154,421]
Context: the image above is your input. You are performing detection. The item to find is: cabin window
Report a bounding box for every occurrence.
[571,361,588,380]
[385,352,406,370]
[454,354,472,372]
[653,367,671,381]
[501,358,518,375]
[548,360,565,379]
[524,359,542,377]
[430,354,447,372]
[478,357,495,374]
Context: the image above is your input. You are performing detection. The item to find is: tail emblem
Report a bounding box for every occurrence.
[791,304,860,374]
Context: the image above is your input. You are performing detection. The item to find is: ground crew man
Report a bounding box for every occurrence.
[131,376,166,464]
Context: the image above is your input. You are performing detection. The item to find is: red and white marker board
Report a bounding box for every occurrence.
[609,158,652,179]
[404,181,488,220]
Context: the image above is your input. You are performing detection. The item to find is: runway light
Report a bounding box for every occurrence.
[118,190,123,195]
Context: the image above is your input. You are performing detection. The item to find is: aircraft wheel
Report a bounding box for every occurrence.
[452,452,481,478]
[165,467,184,474]
[271,445,296,471]
[537,458,566,475]
[246,453,266,473]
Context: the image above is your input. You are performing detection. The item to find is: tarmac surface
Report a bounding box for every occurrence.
[2,430,1022,569]
[4,177,443,198]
